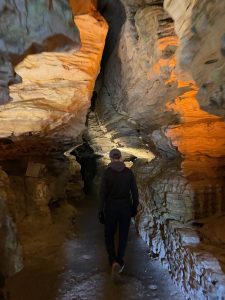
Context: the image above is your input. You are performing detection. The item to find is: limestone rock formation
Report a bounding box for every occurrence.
[0,43,22,104]
[0,0,108,280]
[0,3,108,158]
[94,0,225,297]
[99,2,179,131]
[0,0,224,298]
[133,158,225,299]
[0,0,80,105]
[164,0,225,117]
[0,155,84,277]
[69,0,97,15]
[0,168,23,276]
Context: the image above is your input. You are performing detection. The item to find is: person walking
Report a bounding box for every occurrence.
[98,148,139,281]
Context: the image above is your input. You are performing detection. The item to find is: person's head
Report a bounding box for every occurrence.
[109,148,122,162]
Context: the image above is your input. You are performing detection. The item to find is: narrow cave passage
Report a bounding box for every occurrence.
[3,98,183,300]
[0,0,225,299]
[6,184,183,300]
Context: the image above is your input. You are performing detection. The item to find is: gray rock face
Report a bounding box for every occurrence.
[0,49,22,104]
[96,0,225,298]
[133,159,225,298]
[0,0,80,62]
[0,168,23,276]
[99,3,180,133]
[0,0,80,104]
[164,0,225,118]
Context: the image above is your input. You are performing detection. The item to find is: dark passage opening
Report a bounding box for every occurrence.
[71,142,98,195]
[98,0,126,68]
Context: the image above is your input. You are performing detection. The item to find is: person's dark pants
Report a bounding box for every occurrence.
[104,208,131,266]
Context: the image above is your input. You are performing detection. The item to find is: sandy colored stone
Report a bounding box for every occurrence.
[0,8,108,156]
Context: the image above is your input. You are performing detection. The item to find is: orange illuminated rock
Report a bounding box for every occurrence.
[98,0,225,209]
[164,0,225,117]
[69,0,97,15]
[0,9,108,156]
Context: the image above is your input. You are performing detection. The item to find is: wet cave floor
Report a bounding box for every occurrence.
[7,195,184,300]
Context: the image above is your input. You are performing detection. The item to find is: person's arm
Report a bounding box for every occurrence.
[130,171,139,217]
[98,171,108,224]
[99,171,107,211]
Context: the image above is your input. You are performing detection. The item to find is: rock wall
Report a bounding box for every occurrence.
[0,155,84,277]
[96,0,225,298]
[0,0,108,279]
[0,0,79,105]
[133,158,225,298]
[98,1,179,131]
[0,1,108,158]
[0,168,23,276]
[164,0,225,118]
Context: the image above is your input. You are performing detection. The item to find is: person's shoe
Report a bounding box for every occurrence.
[111,262,123,284]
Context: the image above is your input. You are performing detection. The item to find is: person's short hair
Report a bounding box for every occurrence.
[109,148,121,159]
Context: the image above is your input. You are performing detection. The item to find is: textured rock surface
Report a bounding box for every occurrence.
[133,159,225,298]
[0,6,108,158]
[0,155,83,277]
[0,168,23,276]
[98,3,179,131]
[0,0,108,278]
[0,0,79,105]
[96,0,225,298]
[0,0,224,298]
[164,0,225,117]
[0,47,22,104]
[98,0,225,203]
[69,0,97,15]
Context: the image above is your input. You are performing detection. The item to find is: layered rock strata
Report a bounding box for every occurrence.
[0,0,79,105]
[164,0,225,118]
[96,0,225,298]
[0,2,108,158]
[0,156,83,277]
[133,159,225,298]
[0,168,23,276]
[0,1,107,279]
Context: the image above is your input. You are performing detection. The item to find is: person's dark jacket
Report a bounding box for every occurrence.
[99,161,139,219]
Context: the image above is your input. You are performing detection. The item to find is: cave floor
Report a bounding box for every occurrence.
[7,195,184,300]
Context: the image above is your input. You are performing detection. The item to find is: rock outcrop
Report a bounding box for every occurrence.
[0,2,108,158]
[0,154,84,277]
[0,0,80,105]
[94,0,225,298]
[164,0,225,118]
[0,0,108,279]
[0,168,23,276]
[0,0,224,297]
[133,158,225,298]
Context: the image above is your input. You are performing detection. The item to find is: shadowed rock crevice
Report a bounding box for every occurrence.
[71,142,98,195]
[98,0,126,68]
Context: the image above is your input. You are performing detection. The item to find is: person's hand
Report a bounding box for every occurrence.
[98,211,105,224]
